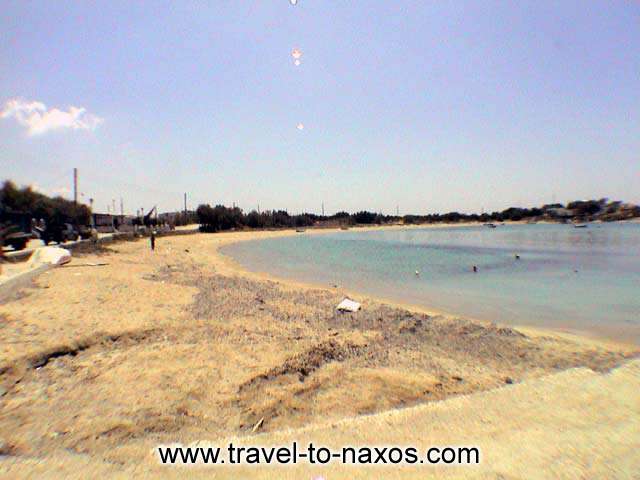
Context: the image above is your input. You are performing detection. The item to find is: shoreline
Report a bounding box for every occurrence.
[1,221,635,349]
[211,226,637,350]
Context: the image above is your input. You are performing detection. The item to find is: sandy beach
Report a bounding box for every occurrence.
[1,229,638,478]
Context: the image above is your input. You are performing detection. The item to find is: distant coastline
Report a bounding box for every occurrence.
[2,181,639,241]
[193,198,640,232]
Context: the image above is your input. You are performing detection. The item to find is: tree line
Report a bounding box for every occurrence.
[2,180,638,234]
[0,181,91,227]
[196,198,639,231]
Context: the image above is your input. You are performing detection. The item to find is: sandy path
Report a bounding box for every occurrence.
[4,355,639,479]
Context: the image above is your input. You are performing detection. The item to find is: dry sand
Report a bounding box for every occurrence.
[0,229,638,478]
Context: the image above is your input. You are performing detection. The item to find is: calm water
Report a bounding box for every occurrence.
[223,223,640,343]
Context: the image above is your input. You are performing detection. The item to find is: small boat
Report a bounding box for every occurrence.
[484,223,497,228]
[574,224,588,229]
[296,228,306,233]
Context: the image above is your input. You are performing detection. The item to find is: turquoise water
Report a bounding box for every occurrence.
[222,223,640,343]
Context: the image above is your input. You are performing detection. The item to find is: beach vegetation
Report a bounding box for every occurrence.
[0,180,91,227]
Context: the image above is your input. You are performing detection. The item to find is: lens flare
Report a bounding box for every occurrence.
[292,48,302,60]
[289,0,298,5]
[294,59,301,66]
[297,123,304,130]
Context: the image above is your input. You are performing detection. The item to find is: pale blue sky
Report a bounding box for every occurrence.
[1,1,638,214]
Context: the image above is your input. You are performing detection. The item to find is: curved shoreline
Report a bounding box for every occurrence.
[209,226,637,350]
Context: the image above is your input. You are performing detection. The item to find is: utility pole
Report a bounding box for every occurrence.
[73,168,78,204]
[257,203,260,214]
[184,193,187,216]
[120,198,124,216]
[107,204,113,229]
[322,202,325,216]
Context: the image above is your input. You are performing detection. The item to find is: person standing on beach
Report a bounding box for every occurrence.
[150,230,156,251]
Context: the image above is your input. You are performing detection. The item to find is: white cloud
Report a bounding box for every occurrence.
[0,98,102,135]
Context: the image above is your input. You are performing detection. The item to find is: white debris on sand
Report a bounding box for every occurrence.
[336,298,361,312]
[27,246,72,267]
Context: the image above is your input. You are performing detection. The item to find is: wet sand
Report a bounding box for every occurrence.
[0,229,638,478]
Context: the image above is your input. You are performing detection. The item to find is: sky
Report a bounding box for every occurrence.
[1,1,639,215]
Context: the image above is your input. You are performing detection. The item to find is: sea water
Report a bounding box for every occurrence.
[222,223,640,343]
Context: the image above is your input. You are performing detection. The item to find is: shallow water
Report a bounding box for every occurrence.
[222,223,640,343]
